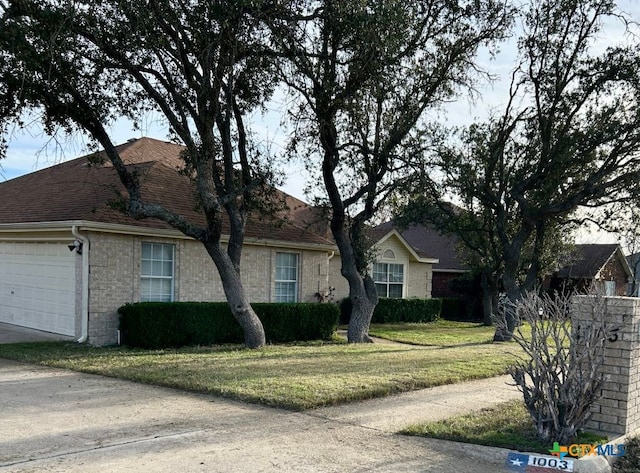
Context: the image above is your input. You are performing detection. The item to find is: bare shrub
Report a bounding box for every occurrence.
[503,291,615,445]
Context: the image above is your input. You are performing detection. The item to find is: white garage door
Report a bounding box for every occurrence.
[0,242,76,336]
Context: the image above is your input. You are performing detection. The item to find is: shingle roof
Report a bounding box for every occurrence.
[0,137,334,247]
[373,221,467,271]
[555,244,622,279]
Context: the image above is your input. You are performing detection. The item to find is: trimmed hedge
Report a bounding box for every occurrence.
[118,302,339,349]
[339,297,442,324]
[440,297,483,322]
[440,298,469,321]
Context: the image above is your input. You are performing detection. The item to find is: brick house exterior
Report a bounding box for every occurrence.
[546,244,632,296]
[328,230,438,301]
[370,222,469,298]
[0,138,339,345]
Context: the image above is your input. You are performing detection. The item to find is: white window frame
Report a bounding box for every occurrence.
[372,262,405,299]
[275,252,299,303]
[140,242,175,302]
[604,280,616,296]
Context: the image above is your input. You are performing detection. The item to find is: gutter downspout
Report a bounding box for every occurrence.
[327,251,335,297]
[72,226,89,343]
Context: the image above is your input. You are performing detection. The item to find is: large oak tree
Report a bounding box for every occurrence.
[0,0,281,347]
[270,0,512,342]
[405,0,640,340]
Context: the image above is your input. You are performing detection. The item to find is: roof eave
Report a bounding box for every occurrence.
[374,229,439,264]
[0,220,338,252]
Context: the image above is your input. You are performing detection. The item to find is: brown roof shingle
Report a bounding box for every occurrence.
[555,244,622,279]
[373,221,467,271]
[0,137,334,247]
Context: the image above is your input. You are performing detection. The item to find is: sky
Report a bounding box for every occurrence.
[2,1,640,244]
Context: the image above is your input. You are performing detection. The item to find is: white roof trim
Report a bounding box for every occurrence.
[596,246,634,279]
[374,229,439,264]
[0,220,337,252]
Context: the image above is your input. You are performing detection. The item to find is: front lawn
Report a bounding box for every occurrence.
[369,320,497,346]
[402,399,608,454]
[0,327,519,410]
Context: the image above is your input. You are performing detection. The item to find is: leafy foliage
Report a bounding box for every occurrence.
[440,298,482,322]
[340,297,441,324]
[400,0,640,340]
[118,302,339,349]
[270,0,513,342]
[0,0,292,348]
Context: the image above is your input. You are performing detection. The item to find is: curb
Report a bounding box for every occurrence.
[439,435,628,473]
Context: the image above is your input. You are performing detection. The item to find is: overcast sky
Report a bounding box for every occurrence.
[2,1,640,245]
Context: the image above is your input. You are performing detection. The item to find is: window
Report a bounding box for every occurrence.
[373,262,404,298]
[140,242,175,302]
[605,280,616,296]
[382,249,396,259]
[275,252,298,302]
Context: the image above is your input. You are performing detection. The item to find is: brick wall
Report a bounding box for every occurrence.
[431,271,463,298]
[329,256,350,301]
[85,231,333,345]
[572,296,640,435]
[599,258,630,296]
[407,260,433,298]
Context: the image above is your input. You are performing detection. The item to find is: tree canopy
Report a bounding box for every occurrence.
[270,0,513,341]
[0,0,283,347]
[400,0,640,340]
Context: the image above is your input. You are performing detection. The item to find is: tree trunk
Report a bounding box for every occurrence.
[346,274,377,343]
[204,240,266,349]
[480,270,494,326]
[493,249,521,341]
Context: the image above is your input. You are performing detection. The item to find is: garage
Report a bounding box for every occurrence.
[0,241,77,336]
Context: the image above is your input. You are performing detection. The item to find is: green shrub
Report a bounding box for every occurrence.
[441,298,468,321]
[613,436,640,472]
[339,298,352,324]
[118,302,339,348]
[252,303,338,343]
[118,302,242,348]
[372,298,441,323]
[339,297,441,324]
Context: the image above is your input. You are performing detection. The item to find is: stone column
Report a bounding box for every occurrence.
[572,296,640,435]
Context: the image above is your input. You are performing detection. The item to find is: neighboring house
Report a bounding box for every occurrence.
[626,252,640,296]
[370,222,469,298]
[547,244,632,296]
[0,137,339,346]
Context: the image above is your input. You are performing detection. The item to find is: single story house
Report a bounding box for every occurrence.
[546,243,632,296]
[369,221,468,298]
[0,137,439,345]
[0,138,340,345]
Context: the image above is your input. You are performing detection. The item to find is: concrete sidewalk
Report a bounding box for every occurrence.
[312,375,520,433]
[0,326,616,472]
[1,359,521,473]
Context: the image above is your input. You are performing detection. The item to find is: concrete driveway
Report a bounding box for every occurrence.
[0,323,74,344]
[0,360,515,473]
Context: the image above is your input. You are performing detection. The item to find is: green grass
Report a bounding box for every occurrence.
[402,399,608,454]
[0,334,519,410]
[613,436,640,472]
[369,320,498,346]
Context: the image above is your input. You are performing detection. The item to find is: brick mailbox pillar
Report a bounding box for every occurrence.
[571,296,640,435]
